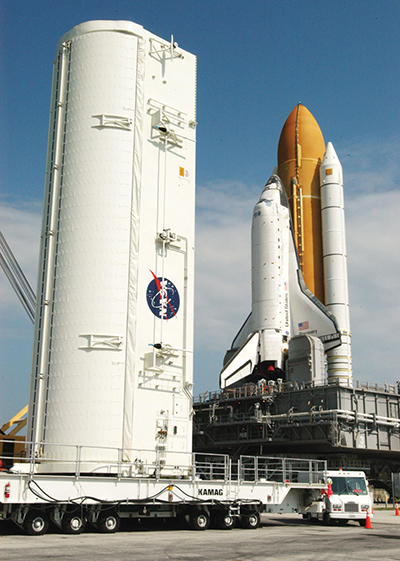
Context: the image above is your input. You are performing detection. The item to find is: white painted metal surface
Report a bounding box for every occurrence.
[220,175,340,389]
[320,142,352,385]
[287,335,325,385]
[251,176,291,362]
[27,21,197,473]
[301,470,371,522]
[1,451,326,511]
[1,472,322,507]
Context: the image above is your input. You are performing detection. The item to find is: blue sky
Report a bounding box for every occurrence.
[1,0,400,422]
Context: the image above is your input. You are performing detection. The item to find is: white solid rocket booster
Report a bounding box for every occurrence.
[27,21,197,473]
[320,142,352,384]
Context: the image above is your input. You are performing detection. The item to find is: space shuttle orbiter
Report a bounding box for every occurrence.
[219,174,341,389]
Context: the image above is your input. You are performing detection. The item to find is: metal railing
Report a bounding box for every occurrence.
[1,439,194,480]
[193,453,230,481]
[194,379,399,404]
[0,440,327,487]
[238,456,327,485]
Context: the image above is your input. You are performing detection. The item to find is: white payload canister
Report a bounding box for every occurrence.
[26,21,197,474]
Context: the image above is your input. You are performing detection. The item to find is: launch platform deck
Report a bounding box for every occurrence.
[193,380,400,481]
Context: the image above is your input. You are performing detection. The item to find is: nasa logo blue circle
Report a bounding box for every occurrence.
[146,272,180,320]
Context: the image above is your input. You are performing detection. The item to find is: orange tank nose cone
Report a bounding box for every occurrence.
[277,104,325,167]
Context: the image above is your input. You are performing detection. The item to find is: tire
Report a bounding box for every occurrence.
[24,511,50,535]
[175,513,187,530]
[97,511,121,533]
[189,510,210,531]
[322,512,331,526]
[241,511,260,529]
[359,518,367,527]
[213,511,235,530]
[62,511,86,534]
[337,519,348,526]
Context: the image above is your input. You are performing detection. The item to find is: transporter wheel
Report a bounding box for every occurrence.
[241,511,260,529]
[24,511,50,535]
[337,519,348,526]
[62,511,86,534]
[213,511,235,530]
[322,512,331,525]
[189,510,210,531]
[359,518,367,527]
[97,511,121,533]
[174,513,187,530]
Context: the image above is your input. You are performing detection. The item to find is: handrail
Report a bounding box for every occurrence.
[1,440,195,479]
[194,379,399,404]
[0,440,327,486]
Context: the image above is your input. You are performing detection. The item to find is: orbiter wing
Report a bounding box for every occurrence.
[219,331,259,389]
[287,224,341,351]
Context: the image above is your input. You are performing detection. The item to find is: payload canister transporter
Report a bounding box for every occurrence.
[26,21,197,474]
[221,105,352,388]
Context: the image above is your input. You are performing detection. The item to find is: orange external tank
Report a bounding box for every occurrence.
[277,103,326,303]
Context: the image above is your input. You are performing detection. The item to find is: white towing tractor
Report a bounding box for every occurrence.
[301,469,372,526]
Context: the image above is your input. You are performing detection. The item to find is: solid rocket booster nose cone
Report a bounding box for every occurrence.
[322,141,339,163]
[320,141,342,186]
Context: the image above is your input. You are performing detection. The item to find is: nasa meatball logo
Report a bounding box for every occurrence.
[146,270,180,320]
